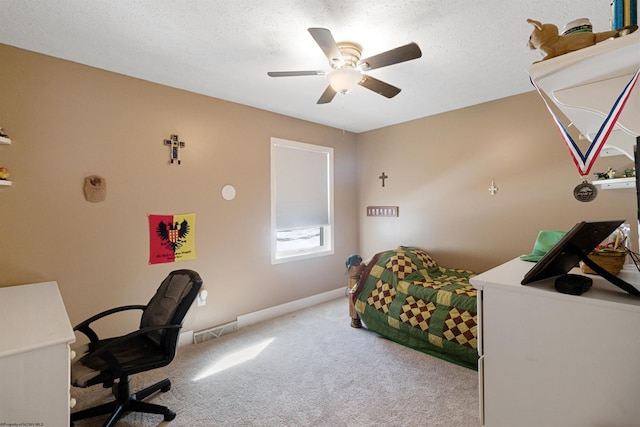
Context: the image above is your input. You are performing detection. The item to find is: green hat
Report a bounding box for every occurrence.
[520,230,567,262]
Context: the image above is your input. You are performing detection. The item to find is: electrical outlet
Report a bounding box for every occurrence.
[197,289,208,307]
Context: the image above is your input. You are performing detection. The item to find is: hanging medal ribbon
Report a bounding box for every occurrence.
[530,69,640,177]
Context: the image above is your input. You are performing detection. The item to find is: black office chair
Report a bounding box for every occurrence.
[70,269,202,426]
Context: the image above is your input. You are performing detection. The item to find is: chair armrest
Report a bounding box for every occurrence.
[74,305,146,344]
[79,323,182,378]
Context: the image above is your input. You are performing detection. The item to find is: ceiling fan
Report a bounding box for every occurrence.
[267,28,422,104]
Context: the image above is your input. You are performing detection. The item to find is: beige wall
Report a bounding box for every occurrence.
[0,44,359,337]
[356,92,637,272]
[2,43,637,339]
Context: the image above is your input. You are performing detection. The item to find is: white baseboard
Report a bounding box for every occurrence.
[237,287,344,329]
[178,330,194,347]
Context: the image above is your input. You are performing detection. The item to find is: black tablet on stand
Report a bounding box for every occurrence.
[521,220,640,297]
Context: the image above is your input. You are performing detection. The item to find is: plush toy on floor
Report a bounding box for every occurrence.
[527,18,637,62]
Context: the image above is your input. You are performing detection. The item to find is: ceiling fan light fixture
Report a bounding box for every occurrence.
[326,68,362,94]
[268,28,421,104]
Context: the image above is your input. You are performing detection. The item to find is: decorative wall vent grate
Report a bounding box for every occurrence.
[366,206,399,217]
[193,321,238,344]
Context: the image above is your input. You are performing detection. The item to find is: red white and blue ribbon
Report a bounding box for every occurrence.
[530,69,640,176]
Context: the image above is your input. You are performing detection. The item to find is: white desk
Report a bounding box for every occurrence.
[471,259,640,427]
[0,281,75,425]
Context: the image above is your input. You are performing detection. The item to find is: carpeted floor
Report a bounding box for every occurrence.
[71,296,481,426]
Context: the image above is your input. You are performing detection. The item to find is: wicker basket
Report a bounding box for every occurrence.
[580,249,627,275]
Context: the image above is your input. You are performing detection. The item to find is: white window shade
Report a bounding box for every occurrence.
[272,139,332,230]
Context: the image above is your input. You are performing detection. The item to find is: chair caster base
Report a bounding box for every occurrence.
[165,409,176,421]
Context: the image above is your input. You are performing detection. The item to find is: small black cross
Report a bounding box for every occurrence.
[379,172,388,187]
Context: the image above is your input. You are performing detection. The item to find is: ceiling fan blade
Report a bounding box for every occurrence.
[317,85,337,104]
[308,27,343,65]
[358,75,401,98]
[267,70,325,77]
[358,42,422,71]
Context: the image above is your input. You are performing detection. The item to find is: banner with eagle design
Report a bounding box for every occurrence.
[148,213,196,264]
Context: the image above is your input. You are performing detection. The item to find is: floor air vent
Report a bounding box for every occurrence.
[193,321,238,344]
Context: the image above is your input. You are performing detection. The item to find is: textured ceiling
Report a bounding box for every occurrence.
[0,1,615,133]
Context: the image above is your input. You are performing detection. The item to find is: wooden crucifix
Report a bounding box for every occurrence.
[164,134,185,165]
[379,172,388,187]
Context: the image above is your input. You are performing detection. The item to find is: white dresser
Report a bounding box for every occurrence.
[0,281,75,425]
[470,259,640,427]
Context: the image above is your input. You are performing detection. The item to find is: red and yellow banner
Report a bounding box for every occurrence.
[148,213,196,265]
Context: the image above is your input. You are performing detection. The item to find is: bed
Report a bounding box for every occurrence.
[347,246,479,370]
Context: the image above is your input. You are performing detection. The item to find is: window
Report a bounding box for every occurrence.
[271,137,334,264]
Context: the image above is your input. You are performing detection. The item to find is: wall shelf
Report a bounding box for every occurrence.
[528,31,639,140]
[529,34,640,191]
[591,177,635,189]
[598,130,637,160]
[1,133,12,186]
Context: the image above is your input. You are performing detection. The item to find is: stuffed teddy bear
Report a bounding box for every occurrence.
[527,18,637,62]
